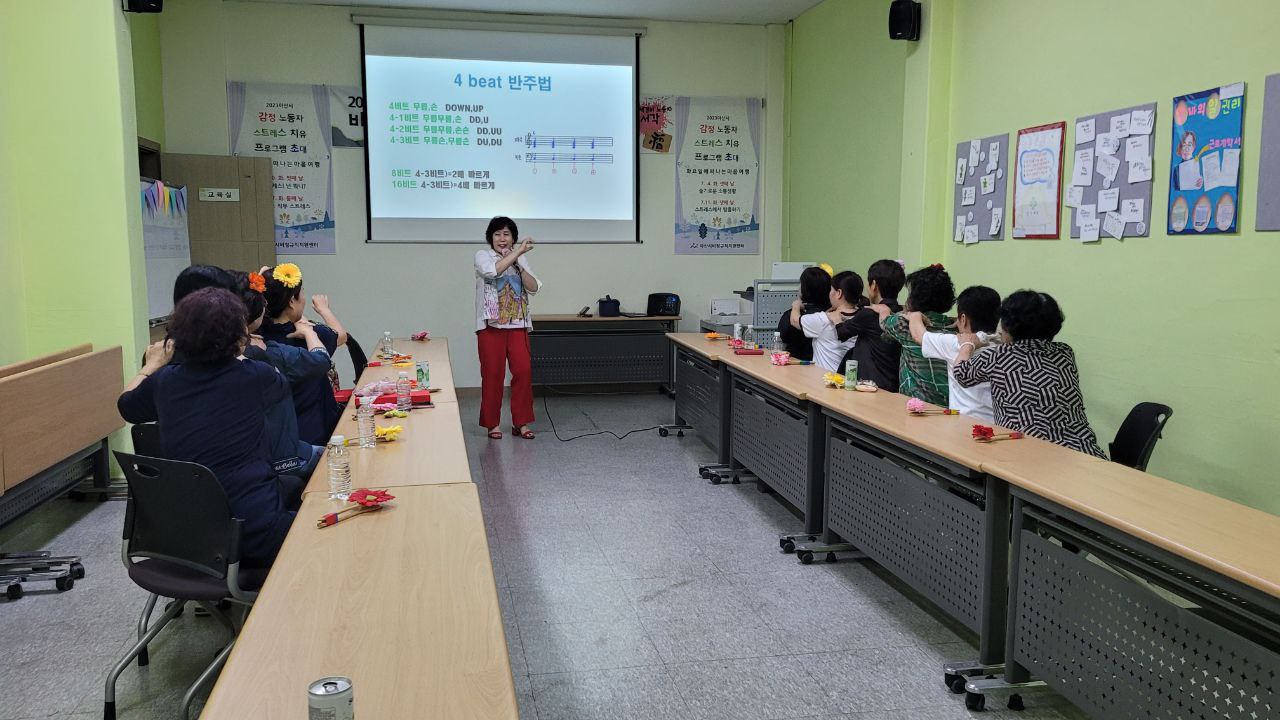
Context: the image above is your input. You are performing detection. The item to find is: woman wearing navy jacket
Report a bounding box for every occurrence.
[257,263,348,445]
[118,288,296,568]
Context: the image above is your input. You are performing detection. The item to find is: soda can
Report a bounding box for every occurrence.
[415,361,426,386]
[843,359,859,391]
[308,676,354,720]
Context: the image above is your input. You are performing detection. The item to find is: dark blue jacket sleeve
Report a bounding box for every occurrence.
[267,341,331,385]
[314,325,339,355]
[117,373,160,424]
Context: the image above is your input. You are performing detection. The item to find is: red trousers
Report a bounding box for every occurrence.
[476,326,535,429]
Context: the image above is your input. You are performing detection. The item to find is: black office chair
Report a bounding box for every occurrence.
[1109,402,1173,472]
[105,452,265,720]
[130,423,162,459]
[345,334,368,381]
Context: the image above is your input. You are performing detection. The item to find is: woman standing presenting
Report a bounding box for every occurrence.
[475,216,541,439]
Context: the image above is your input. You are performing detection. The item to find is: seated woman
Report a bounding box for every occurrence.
[876,264,956,405]
[236,272,330,481]
[952,290,1106,458]
[258,263,347,445]
[118,287,297,568]
[777,265,832,362]
[794,270,862,372]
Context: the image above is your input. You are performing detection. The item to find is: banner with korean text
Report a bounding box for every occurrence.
[228,81,336,255]
[672,96,762,255]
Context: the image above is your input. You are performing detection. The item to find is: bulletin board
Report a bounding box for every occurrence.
[1066,103,1156,242]
[1012,122,1065,239]
[1255,74,1280,231]
[952,133,1009,243]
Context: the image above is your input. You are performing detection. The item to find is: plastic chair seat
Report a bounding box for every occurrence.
[127,559,265,602]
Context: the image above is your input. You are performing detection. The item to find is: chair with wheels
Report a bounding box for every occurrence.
[1109,402,1173,471]
[104,452,266,720]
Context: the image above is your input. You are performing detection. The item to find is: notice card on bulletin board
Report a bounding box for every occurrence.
[1012,122,1065,239]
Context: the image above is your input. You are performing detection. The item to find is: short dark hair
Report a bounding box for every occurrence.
[485,216,519,247]
[262,266,302,319]
[168,288,248,368]
[955,285,1001,333]
[798,266,832,309]
[830,270,864,305]
[867,259,905,300]
[173,264,234,306]
[904,265,955,313]
[1000,290,1064,341]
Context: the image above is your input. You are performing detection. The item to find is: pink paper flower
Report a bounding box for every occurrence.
[906,398,926,413]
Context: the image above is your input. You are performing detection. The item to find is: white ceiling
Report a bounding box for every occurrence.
[240,0,827,25]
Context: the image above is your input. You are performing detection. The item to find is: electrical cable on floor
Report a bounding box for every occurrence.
[540,394,661,442]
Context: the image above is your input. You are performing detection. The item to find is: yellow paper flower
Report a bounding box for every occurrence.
[817,263,834,277]
[375,425,404,442]
[383,409,409,419]
[822,372,846,388]
[272,263,302,288]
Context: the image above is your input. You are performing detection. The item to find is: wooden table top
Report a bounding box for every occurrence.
[534,314,680,323]
[989,456,1280,598]
[200,483,516,720]
[363,338,457,405]
[303,400,472,494]
[668,333,1280,598]
[667,332,724,361]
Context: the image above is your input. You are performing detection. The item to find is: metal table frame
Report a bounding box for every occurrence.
[820,413,1009,672]
[962,487,1280,715]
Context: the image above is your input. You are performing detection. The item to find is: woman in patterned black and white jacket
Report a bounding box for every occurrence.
[952,290,1106,458]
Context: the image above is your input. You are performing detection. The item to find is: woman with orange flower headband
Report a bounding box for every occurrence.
[259,263,350,444]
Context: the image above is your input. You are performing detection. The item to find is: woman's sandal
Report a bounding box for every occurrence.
[487,429,503,440]
[511,426,535,440]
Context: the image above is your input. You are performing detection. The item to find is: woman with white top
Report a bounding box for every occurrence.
[475,216,541,440]
[792,270,862,372]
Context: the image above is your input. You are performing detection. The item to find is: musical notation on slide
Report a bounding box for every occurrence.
[524,152,615,165]
[521,132,615,149]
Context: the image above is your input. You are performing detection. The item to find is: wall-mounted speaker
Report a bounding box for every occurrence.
[888,0,921,41]
[124,0,163,13]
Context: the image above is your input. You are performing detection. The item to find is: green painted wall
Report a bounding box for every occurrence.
[0,2,149,376]
[787,0,906,270]
[129,13,165,145]
[788,0,1280,514]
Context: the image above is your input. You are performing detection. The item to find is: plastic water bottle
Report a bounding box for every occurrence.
[382,331,393,356]
[327,436,351,500]
[395,371,412,411]
[356,397,376,449]
[772,331,783,353]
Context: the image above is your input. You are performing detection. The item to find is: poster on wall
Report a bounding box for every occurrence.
[1012,122,1065,239]
[328,85,365,147]
[228,81,336,255]
[638,96,674,153]
[140,180,191,321]
[671,96,762,255]
[1168,82,1244,235]
[952,133,1009,244]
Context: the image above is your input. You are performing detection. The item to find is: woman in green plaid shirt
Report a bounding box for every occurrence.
[871,265,956,406]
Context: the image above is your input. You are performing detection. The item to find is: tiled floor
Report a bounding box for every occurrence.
[0,389,1087,719]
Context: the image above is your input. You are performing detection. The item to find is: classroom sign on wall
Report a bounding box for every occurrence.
[1168,82,1244,235]
[228,81,337,255]
[672,96,762,255]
